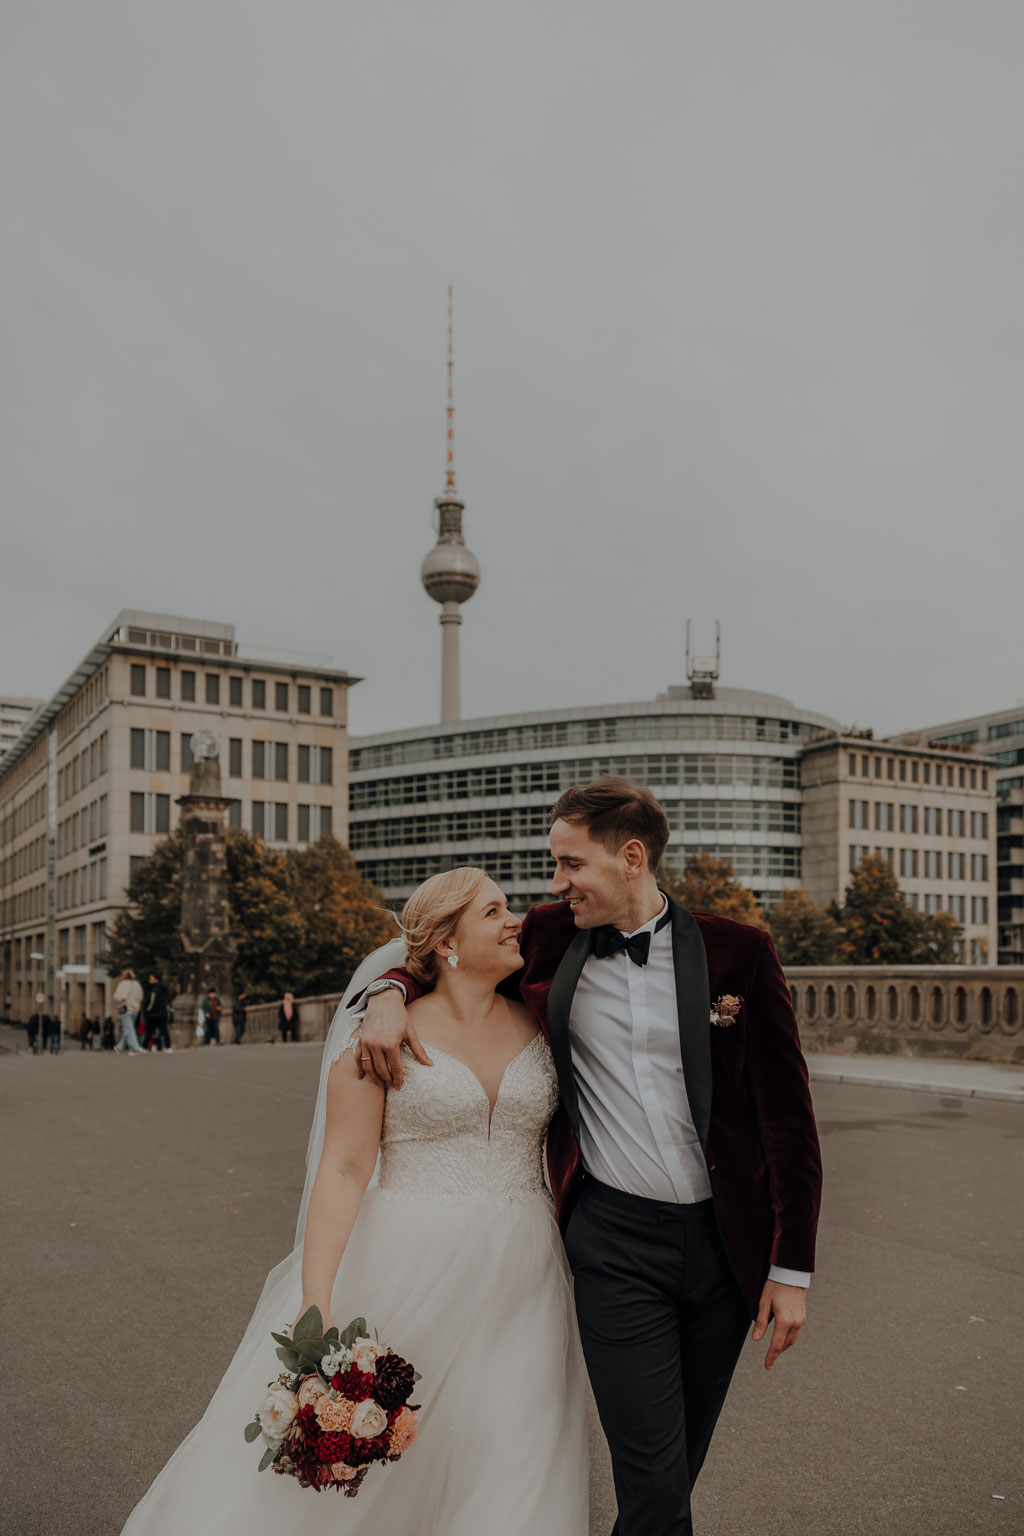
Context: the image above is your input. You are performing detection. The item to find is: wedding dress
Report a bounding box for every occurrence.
[120,983,590,1535]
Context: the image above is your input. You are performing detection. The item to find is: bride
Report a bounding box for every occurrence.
[120,866,590,1535]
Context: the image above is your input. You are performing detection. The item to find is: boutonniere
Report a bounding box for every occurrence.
[711,994,743,1027]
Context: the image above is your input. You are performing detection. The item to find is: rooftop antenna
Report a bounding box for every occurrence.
[686,620,720,699]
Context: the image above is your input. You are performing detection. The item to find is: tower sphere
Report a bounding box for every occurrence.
[421,518,481,605]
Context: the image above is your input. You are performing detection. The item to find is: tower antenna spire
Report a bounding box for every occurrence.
[445,284,456,493]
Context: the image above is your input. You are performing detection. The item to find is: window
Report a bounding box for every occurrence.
[155,731,170,771]
[948,852,965,880]
[229,738,242,778]
[298,744,310,783]
[297,803,334,842]
[849,800,869,829]
[252,802,265,837]
[874,757,882,778]
[130,664,146,696]
[971,811,989,838]
[181,670,196,702]
[274,742,288,781]
[861,755,869,776]
[948,809,965,837]
[886,759,894,779]
[912,761,919,782]
[971,854,988,881]
[156,668,171,698]
[924,894,941,915]
[298,804,310,842]
[924,850,942,879]
[923,762,931,784]
[181,733,194,771]
[900,849,918,878]
[298,745,332,785]
[130,792,144,833]
[320,687,333,716]
[252,741,265,779]
[130,792,169,834]
[275,681,289,712]
[298,685,311,715]
[959,766,966,788]
[133,729,170,771]
[875,803,894,832]
[320,805,332,836]
[899,759,907,781]
[948,894,966,922]
[252,679,266,709]
[206,674,220,705]
[229,676,243,707]
[972,896,989,924]
[131,729,146,770]
[923,807,942,835]
[274,803,288,841]
[320,747,333,785]
[970,768,977,789]
[227,801,241,828]
[875,847,894,868]
[129,855,143,882]
[900,804,918,834]
[849,845,868,870]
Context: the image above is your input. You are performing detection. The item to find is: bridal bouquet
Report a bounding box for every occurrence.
[244,1307,421,1495]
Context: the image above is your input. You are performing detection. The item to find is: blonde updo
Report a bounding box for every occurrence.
[401,866,489,986]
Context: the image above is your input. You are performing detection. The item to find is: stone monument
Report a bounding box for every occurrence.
[172,730,237,1046]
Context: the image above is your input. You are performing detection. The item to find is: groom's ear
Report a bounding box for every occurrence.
[621,838,648,879]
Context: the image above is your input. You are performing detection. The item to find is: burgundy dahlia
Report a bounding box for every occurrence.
[374,1351,416,1409]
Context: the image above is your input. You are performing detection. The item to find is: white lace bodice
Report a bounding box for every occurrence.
[337,1032,559,1206]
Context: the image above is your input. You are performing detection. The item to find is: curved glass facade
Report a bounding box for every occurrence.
[349,688,838,912]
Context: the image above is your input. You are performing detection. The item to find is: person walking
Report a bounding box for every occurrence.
[45,1012,61,1054]
[277,991,299,1042]
[200,989,222,1045]
[27,1012,41,1054]
[232,989,247,1045]
[142,974,172,1053]
[113,970,146,1055]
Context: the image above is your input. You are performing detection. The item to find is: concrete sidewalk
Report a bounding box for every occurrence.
[806,1050,1024,1103]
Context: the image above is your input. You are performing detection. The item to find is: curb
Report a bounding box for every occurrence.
[807,1067,1024,1104]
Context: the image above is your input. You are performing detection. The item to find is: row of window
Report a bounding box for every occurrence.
[57,796,109,857]
[57,732,109,805]
[125,797,335,851]
[351,715,818,772]
[848,751,988,790]
[54,920,107,968]
[1,884,46,925]
[129,664,334,717]
[56,665,109,744]
[849,846,990,883]
[350,754,802,810]
[849,802,990,837]
[988,719,1024,741]
[130,730,334,785]
[1,783,47,844]
[1,832,46,885]
[991,748,1024,767]
[57,860,108,914]
[668,844,803,880]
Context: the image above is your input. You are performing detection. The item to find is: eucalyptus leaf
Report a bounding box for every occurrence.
[275,1345,301,1371]
[293,1305,323,1343]
[413,1371,422,1382]
[243,1421,262,1444]
[339,1317,367,1349]
[258,1443,280,1473]
[323,1326,340,1345]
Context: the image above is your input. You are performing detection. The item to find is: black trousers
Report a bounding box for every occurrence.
[147,1017,171,1051]
[564,1178,750,1536]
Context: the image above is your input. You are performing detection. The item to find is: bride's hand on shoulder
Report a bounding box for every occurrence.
[355,990,432,1091]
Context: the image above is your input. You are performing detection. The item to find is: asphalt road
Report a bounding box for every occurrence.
[2,1042,1021,1535]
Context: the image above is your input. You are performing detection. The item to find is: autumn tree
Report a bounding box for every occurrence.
[106,831,395,1000]
[767,888,842,965]
[659,851,766,928]
[839,853,963,963]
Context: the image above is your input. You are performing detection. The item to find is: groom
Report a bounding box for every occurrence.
[356,776,822,1536]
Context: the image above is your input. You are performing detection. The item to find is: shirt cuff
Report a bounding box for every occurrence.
[767,1265,811,1288]
[346,980,409,1017]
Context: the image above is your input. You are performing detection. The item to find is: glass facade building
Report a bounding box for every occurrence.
[350,686,838,912]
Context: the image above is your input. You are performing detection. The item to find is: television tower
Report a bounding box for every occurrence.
[420,287,480,722]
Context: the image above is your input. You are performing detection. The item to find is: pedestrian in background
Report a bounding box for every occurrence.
[80,1016,98,1050]
[232,989,247,1046]
[200,989,222,1046]
[143,973,172,1053]
[101,1016,116,1051]
[113,969,145,1055]
[277,992,299,1042]
[27,1012,40,1054]
[44,1012,61,1054]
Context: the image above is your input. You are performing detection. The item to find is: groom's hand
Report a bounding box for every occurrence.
[752,1281,806,1370]
[353,990,432,1090]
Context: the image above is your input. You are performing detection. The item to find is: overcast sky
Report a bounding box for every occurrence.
[2,1,1021,740]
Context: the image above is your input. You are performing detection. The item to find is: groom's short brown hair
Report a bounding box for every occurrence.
[549,777,670,871]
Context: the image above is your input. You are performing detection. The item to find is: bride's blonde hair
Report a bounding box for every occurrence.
[401,866,489,986]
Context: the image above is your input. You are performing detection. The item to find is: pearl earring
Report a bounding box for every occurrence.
[447,954,459,969]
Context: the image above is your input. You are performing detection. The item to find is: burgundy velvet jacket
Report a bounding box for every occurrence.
[373,896,822,1318]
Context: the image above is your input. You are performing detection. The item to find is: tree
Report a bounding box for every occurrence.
[767,889,842,965]
[106,830,396,1000]
[839,853,963,964]
[659,851,766,928]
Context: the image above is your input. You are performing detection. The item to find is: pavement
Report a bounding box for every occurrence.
[2,1042,1022,1535]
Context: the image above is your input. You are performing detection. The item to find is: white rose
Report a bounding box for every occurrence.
[349,1400,388,1439]
[351,1336,382,1374]
[320,1345,352,1378]
[259,1383,298,1444]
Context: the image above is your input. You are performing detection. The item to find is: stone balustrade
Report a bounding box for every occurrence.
[175,967,1024,1066]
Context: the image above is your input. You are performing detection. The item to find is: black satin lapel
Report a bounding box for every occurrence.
[545,926,592,1131]
[668,898,712,1148]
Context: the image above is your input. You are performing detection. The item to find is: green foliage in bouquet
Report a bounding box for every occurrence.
[270,1306,368,1384]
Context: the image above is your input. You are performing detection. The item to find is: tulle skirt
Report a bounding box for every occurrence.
[121,1188,590,1535]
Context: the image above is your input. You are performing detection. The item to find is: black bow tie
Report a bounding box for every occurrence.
[592,907,671,967]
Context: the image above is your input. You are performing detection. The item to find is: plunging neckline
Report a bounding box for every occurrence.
[414,1032,545,1133]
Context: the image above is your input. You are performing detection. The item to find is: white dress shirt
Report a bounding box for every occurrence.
[568,897,809,1289]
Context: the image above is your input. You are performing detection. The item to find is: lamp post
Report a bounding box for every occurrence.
[29,950,44,1053]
